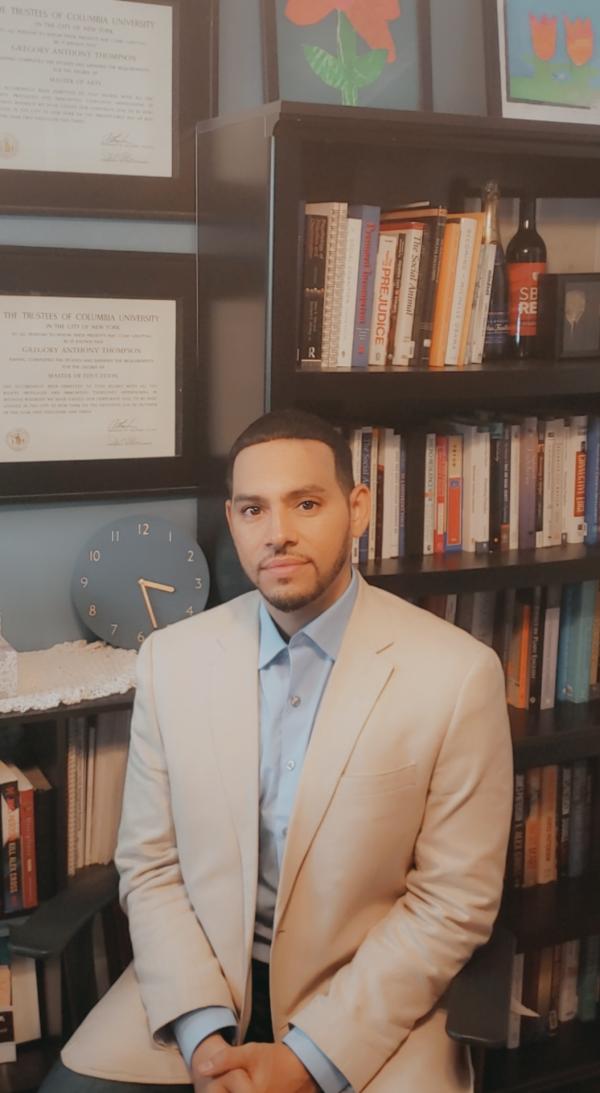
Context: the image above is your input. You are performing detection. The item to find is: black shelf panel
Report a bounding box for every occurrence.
[0,1038,61,1093]
[484,1020,600,1093]
[502,873,600,951]
[0,691,134,727]
[511,703,600,770]
[291,359,600,422]
[361,544,600,596]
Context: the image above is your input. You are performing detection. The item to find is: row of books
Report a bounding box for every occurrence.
[0,762,55,915]
[66,711,130,877]
[508,935,599,1048]
[348,412,596,561]
[507,761,596,889]
[0,929,40,1063]
[298,201,495,369]
[419,583,600,710]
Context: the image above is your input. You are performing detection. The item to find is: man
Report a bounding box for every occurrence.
[44,409,513,1093]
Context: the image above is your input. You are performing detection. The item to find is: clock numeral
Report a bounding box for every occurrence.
[138,522,150,537]
[185,606,194,616]
[80,576,89,588]
[88,604,97,617]
[187,549,195,562]
[168,530,173,543]
[111,530,120,543]
[195,577,203,590]
[89,549,101,562]
[137,631,145,644]
[111,624,118,636]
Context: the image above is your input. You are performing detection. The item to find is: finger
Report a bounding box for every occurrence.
[200,1044,253,1078]
[210,1070,254,1093]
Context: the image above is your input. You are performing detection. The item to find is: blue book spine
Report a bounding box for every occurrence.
[584,415,600,544]
[349,205,380,368]
[557,581,596,703]
[358,429,372,563]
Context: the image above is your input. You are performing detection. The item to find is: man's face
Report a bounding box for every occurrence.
[226,438,369,628]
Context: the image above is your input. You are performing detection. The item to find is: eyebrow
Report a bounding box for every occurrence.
[233,485,329,505]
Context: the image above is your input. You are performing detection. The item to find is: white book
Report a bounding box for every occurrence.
[540,586,561,710]
[423,432,436,556]
[91,712,131,865]
[305,201,346,369]
[471,243,497,364]
[454,422,490,553]
[507,951,524,1049]
[445,218,478,365]
[461,243,485,366]
[470,590,496,647]
[0,928,16,1063]
[542,418,566,548]
[368,233,399,365]
[336,218,362,368]
[444,593,458,624]
[326,204,349,367]
[381,429,401,560]
[558,939,580,1022]
[12,955,41,1044]
[565,415,588,544]
[391,227,423,366]
[368,427,380,561]
[350,429,362,564]
[509,423,520,550]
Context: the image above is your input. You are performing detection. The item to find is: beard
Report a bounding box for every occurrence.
[258,536,350,614]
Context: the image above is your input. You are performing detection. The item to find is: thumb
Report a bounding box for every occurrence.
[197,1044,250,1077]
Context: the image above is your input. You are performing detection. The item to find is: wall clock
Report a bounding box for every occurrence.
[71,516,210,650]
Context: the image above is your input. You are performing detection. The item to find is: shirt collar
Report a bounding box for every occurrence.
[258,568,358,670]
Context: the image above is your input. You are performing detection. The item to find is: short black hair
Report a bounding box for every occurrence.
[226,409,354,497]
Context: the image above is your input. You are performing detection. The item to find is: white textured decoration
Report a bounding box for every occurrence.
[0,634,18,699]
[0,641,137,715]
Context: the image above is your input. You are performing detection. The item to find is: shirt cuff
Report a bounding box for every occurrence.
[284,1026,352,1093]
[173,1007,238,1069]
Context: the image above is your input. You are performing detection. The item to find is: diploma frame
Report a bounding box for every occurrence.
[0,246,203,502]
[0,0,218,219]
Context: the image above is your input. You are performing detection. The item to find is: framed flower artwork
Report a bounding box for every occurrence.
[260,0,432,111]
[483,0,600,124]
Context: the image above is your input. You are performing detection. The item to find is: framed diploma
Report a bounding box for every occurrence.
[0,0,217,218]
[0,246,203,501]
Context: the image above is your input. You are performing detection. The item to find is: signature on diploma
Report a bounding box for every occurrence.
[101,131,134,147]
[108,417,141,433]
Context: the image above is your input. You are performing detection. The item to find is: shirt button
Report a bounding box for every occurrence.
[289,695,301,707]
[286,760,296,771]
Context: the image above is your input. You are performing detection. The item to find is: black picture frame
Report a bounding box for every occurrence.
[0,0,218,219]
[0,246,203,502]
[261,0,432,112]
[538,273,600,360]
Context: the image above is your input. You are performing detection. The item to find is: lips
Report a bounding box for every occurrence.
[261,557,308,571]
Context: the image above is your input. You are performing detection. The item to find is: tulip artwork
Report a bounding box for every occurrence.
[494,1,600,120]
[263,0,430,110]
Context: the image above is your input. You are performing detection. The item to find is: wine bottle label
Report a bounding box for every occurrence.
[507,262,546,336]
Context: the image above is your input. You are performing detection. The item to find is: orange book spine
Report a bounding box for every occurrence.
[19,785,37,909]
[434,435,448,554]
[429,222,461,368]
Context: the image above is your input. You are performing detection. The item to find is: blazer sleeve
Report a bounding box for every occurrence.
[115,633,237,1045]
[289,643,513,1092]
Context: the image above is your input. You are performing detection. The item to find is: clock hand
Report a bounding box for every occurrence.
[139,579,176,594]
[137,579,159,630]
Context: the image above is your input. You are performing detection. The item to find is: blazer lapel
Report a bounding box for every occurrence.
[275,579,397,929]
[208,594,261,956]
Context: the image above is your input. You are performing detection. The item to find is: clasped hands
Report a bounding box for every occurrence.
[191,1033,319,1093]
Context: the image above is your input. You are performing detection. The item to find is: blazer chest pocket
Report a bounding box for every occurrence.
[336,761,417,802]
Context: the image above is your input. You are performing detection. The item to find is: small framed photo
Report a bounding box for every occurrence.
[261,0,432,111]
[483,0,600,125]
[537,273,600,359]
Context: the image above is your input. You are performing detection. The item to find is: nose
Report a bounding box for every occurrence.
[266,506,297,550]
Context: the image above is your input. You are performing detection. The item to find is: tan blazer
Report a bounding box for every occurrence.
[63,575,513,1092]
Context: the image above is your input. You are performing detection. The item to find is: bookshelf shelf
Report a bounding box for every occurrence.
[197,99,600,1093]
[484,1019,600,1093]
[0,691,134,727]
[503,873,600,951]
[360,544,600,596]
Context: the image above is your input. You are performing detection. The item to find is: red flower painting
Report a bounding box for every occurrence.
[285,0,401,62]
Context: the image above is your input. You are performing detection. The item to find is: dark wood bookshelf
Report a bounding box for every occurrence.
[196,99,600,1093]
[0,1039,61,1093]
[502,873,600,951]
[0,691,134,727]
[484,1020,600,1093]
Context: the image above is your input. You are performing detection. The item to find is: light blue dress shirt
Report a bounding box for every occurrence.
[174,571,358,1092]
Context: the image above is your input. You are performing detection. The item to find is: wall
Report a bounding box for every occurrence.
[2,0,599,651]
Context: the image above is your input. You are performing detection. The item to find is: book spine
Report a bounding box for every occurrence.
[471,243,497,364]
[0,931,16,1063]
[523,767,542,887]
[535,420,545,548]
[358,428,373,563]
[350,429,362,564]
[527,586,543,711]
[445,219,477,365]
[385,231,407,364]
[423,432,436,556]
[368,233,398,366]
[404,431,427,556]
[506,590,532,710]
[445,434,463,552]
[500,422,511,551]
[336,217,362,367]
[557,763,572,878]
[489,420,504,552]
[584,416,600,544]
[540,585,561,710]
[542,419,565,548]
[537,764,558,885]
[506,952,524,1049]
[326,205,349,367]
[509,423,521,550]
[568,759,589,877]
[299,213,328,365]
[566,415,588,543]
[462,243,485,366]
[381,429,401,559]
[18,784,36,910]
[416,213,447,366]
[368,427,380,561]
[390,228,423,366]
[398,435,407,558]
[518,416,538,550]
[0,780,21,913]
[316,202,342,368]
[434,434,448,555]
[577,934,599,1022]
[349,205,381,368]
[557,939,580,1022]
[510,771,526,887]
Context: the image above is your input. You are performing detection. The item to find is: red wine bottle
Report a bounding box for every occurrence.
[482,180,509,360]
[506,197,547,359]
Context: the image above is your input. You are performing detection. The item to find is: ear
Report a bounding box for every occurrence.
[349,483,371,541]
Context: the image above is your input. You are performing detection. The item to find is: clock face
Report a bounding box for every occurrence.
[71,516,210,650]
